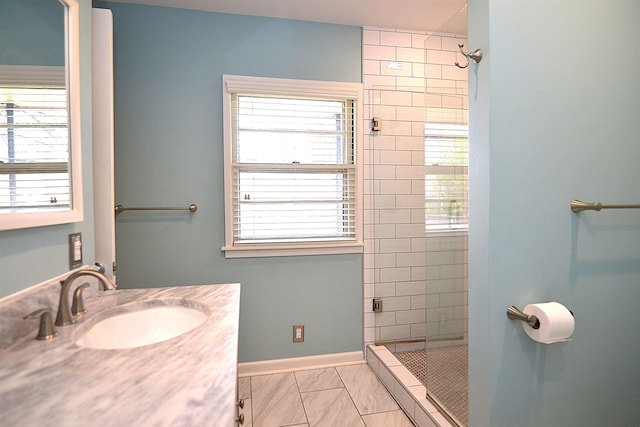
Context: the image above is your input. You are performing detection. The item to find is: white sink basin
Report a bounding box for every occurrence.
[75,299,208,350]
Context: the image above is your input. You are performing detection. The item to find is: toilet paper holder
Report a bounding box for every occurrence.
[507,306,541,329]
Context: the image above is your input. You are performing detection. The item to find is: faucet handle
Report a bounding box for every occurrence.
[72,282,91,317]
[24,309,58,340]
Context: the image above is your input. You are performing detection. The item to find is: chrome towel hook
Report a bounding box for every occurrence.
[455,43,484,69]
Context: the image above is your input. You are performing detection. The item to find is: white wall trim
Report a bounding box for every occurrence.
[238,351,365,377]
[92,8,116,283]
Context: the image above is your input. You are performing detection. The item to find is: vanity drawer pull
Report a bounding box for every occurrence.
[237,399,245,409]
[236,413,245,425]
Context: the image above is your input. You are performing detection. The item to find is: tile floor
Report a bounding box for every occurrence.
[237,363,414,427]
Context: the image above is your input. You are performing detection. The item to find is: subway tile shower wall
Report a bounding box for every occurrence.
[362,28,468,348]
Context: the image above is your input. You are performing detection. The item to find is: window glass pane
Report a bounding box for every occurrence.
[425,168,468,230]
[425,123,468,231]
[0,86,69,213]
[237,201,354,242]
[237,171,353,201]
[235,170,355,243]
[237,96,344,132]
[237,131,347,165]
[235,95,351,165]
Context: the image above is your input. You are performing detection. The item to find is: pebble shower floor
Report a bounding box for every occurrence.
[393,345,468,426]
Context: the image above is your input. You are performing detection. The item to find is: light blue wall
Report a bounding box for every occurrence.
[97,2,363,363]
[0,0,64,66]
[0,0,95,298]
[469,0,640,425]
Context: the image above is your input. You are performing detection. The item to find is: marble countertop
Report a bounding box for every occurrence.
[0,283,240,427]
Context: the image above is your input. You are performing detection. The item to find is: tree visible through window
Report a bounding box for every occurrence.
[425,123,468,231]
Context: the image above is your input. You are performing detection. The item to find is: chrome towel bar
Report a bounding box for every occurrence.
[571,200,640,213]
[114,204,198,214]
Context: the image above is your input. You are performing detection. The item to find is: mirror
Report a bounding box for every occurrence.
[0,0,82,230]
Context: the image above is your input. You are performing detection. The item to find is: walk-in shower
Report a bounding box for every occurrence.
[364,6,469,425]
[369,86,468,426]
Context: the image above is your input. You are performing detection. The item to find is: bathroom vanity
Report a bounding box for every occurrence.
[0,282,241,426]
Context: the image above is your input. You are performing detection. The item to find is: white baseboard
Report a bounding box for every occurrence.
[238,351,365,377]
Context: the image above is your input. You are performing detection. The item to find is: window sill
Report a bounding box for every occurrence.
[222,242,364,258]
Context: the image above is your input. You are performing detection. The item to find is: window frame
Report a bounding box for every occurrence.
[0,0,83,230]
[221,75,364,258]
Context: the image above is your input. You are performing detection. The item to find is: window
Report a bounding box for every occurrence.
[222,75,363,257]
[0,77,69,215]
[425,122,469,231]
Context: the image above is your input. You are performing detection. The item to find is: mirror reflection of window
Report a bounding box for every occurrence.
[0,0,83,229]
[0,84,69,213]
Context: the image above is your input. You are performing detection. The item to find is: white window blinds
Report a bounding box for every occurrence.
[0,86,69,214]
[425,122,469,231]
[231,94,357,244]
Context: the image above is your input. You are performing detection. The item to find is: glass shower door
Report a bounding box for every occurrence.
[367,83,468,425]
[420,6,470,422]
[369,84,428,349]
[423,60,469,427]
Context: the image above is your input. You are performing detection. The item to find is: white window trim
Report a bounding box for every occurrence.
[0,0,83,230]
[221,75,364,258]
[0,66,83,229]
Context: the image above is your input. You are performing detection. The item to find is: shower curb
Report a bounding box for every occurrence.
[367,344,454,427]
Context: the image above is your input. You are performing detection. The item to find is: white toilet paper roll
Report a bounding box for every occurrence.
[522,302,574,344]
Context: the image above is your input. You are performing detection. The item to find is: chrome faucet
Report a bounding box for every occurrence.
[55,269,117,326]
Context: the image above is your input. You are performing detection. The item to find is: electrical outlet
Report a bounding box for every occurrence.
[69,233,82,269]
[293,324,304,342]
